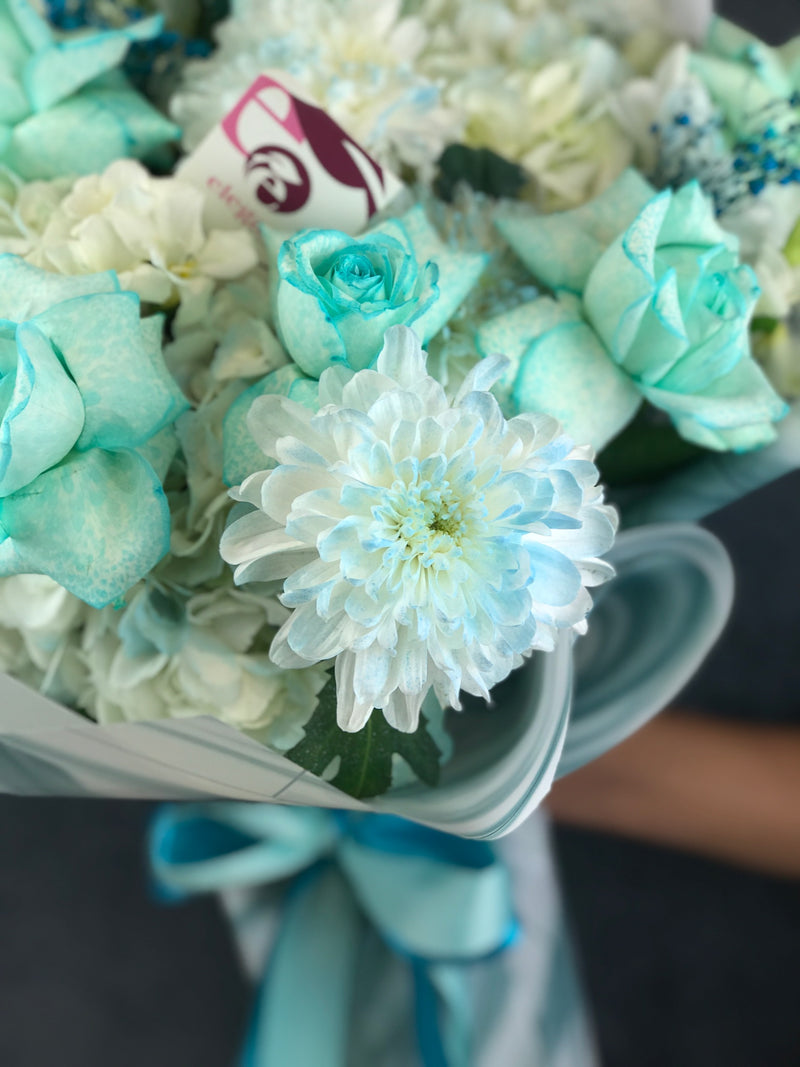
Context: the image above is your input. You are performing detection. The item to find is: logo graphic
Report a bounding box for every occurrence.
[245,145,311,213]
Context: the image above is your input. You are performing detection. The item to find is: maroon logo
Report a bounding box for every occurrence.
[223,76,388,223]
[245,145,311,213]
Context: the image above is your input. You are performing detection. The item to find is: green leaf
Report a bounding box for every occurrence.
[435,144,529,203]
[751,316,780,335]
[597,407,705,488]
[285,677,442,799]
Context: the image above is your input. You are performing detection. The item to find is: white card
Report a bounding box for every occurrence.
[178,72,404,235]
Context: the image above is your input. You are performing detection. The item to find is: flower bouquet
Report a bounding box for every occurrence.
[0,0,796,1062]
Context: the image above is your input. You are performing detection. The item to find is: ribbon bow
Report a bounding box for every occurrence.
[150,803,517,1067]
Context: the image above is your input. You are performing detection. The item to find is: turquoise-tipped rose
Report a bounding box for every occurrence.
[0,256,188,607]
[489,170,787,451]
[270,206,487,378]
[0,0,179,179]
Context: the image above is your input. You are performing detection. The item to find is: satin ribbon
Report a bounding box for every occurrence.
[150,804,518,1067]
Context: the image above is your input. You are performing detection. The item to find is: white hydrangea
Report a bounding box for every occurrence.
[80,584,329,751]
[1,160,259,311]
[164,268,288,404]
[417,6,635,208]
[170,0,460,178]
[0,575,88,703]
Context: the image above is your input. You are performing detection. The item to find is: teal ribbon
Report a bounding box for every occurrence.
[150,804,518,1067]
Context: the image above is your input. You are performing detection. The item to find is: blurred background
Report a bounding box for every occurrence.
[1,2,800,1065]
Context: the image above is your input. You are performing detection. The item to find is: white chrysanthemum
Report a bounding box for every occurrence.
[170,0,459,177]
[221,326,617,733]
[80,584,328,750]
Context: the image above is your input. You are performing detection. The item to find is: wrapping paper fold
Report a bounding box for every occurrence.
[0,524,733,839]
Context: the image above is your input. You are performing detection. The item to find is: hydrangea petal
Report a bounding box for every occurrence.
[32,292,188,451]
[0,321,84,496]
[0,447,170,607]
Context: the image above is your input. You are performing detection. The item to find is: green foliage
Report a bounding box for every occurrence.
[286,677,442,799]
[597,408,705,488]
[435,144,529,203]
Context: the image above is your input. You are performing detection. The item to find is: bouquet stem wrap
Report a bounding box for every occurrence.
[150,805,529,1067]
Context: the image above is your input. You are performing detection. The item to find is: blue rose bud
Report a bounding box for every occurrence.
[272,206,487,377]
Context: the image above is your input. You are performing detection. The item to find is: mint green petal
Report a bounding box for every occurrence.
[0,9,33,69]
[23,15,163,112]
[333,296,430,372]
[0,70,29,124]
[779,37,800,89]
[0,321,84,496]
[32,292,188,451]
[3,82,180,181]
[622,269,690,384]
[660,182,735,251]
[477,298,640,449]
[689,53,782,137]
[584,192,672,361]
[6,0,53,53]
[704,16,791,96]
[277,279,347,376]
[496,170,655,293]
[223,365,318,487]
[382,207,487,342]
[0,254,119,320]
[0,447,170,607]
[476,297,574,409]
[641,357,787,451]
[516,327,639,451]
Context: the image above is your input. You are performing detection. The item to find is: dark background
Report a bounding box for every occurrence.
[2,3,800,1065]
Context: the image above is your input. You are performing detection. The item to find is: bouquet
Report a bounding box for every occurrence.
[0,0,796,1062]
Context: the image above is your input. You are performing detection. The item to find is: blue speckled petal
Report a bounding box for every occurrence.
[22,15,164,112]
[0,320,84,496]
[584,191,671,361]
[276,272,347,376]
[477,298,640,450]
[32,292,189,451]
[2,79,180,181]
[496,170,654,293]
[0,254,119,320]
[223,365,319,487]
[641,353,788,451]
[0,447,171,607]
[5,0,52,54]
[378,207,487,342]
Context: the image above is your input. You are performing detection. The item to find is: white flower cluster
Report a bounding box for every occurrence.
[171,0,459,177]
[170,0,683,207]
[79,584,328,750]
